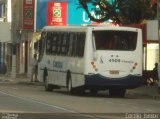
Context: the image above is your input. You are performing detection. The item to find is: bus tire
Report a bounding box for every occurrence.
[67,72,75,94]
[44,74,53,91]
[109,88,126,97]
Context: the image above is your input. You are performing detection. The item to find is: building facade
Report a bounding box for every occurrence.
[0,0,12,75]
[0,0,159,79]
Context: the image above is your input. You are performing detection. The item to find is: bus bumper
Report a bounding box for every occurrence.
[85,74,144,89]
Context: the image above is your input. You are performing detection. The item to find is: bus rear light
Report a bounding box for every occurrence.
[134,62,138,66]
[93,65,96,69]
[91,61,98,71]
[133,62,138,68]
[91,62,95,65]
[130,62,138,73]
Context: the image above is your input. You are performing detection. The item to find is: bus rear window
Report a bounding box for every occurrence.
[93,30,138,51]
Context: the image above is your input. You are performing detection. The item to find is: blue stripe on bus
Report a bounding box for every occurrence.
[85,74,144,89]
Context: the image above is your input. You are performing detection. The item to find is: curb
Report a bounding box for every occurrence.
[127,85,160,100]
[17,81,44,86]
[153,95,160,100]
[0,76,44,86]
[1,76,160,99]
[15,82,160,100]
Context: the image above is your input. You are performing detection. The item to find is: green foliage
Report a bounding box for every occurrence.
[79,0,157,24]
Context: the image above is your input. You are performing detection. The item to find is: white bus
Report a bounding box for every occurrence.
[36,26,143,97]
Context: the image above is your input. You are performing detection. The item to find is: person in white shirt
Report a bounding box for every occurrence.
[31,54,38,82]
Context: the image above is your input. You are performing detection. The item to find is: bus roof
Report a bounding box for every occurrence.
[42,25,141,32]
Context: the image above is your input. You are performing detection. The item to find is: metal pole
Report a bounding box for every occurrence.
[157,0,160,95]
[158,1,160,61]
[11,0,17,78]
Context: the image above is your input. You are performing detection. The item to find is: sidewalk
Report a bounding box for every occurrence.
[0,74,160,100]
[0,74,44,86]
[127,85,160,100]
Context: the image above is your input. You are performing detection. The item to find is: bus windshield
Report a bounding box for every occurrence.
[93,30,138,51]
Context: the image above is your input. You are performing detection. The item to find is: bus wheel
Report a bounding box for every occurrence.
[109,88,126,97]
[44,75,53,91]
[67,74,75,94]
[67,78,74,94]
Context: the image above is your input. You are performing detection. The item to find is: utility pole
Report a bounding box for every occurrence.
[11,0,22,78]
[11,0,17,78]
[158,1,160,59]
[157,0,160,96]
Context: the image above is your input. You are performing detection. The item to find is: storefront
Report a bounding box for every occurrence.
[0,22,12,74]
[21,0,160,77]
[145,20,159,71]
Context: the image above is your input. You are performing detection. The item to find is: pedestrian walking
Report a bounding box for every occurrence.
[152,63,158,82]
[31,54,38,82]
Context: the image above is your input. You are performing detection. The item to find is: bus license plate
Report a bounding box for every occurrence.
[110,70,119,75]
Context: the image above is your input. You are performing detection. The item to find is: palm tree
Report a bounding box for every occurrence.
[78,0,157,25]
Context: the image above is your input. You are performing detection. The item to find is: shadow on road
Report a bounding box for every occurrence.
[51,89,154,100]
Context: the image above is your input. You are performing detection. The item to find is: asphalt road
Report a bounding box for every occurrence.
[0,83,160,119]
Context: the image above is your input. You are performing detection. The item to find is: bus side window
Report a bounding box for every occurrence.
[76,33,80,57]
[57,32,63,55]
[68,33,74,56]
[38,31,47,62]
[61,33,68,55]
[78,33,85,57]
[73,33,80,57]
[46,32,53,55]
[82,33,86,56]
[52,32,58,55]
[46,39,50,54]
[73,33,78,57]
[71,33,76,56]
[65,32,70,56]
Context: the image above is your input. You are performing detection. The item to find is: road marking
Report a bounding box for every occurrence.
[132,106,139,109]
[105,101,113,104]
[12,87,19,90]
[0,91,101,119]
[144,108,154,112]
[0,91,76,113]
[119,103,126,106]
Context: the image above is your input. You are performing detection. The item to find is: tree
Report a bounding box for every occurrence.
[78,0,157,25]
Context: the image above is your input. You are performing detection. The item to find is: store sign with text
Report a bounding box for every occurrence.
[47,2,67,26]
[23,0,35,30]
[36,0,94,30]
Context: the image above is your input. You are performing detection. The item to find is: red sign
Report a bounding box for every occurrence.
[47,2,67,26]
[23,0,35,30]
